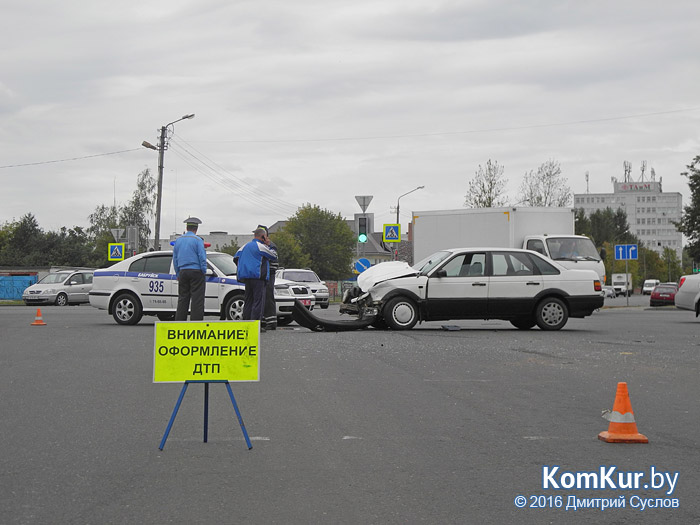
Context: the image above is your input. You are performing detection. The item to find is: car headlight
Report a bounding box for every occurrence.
[42,289,56,294]
[274,286,292,296]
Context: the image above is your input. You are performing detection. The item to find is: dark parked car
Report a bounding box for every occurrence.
[649,284,678,307]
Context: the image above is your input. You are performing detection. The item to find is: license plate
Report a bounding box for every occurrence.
[301,299,311,306]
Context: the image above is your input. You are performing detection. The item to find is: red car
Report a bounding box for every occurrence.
[649,284,678,306]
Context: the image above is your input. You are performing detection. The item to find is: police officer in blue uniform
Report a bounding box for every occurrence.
[173,217,207,321]
[258,225,279,330]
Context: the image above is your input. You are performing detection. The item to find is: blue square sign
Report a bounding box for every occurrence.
[614,244,638,261]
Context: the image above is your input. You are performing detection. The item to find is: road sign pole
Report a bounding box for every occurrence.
[625,259,629,307]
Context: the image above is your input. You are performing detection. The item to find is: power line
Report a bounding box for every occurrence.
[184,107,700,144]
[0,148,143,169]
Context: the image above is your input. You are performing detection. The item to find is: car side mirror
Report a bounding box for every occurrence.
[599,247,607,260]
[434,269,447,278]
[205,268,215,276]
[320,281,326,285]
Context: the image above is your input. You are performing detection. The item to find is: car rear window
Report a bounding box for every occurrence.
[655,286,676,293]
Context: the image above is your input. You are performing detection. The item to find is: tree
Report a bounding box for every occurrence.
[519,159,571,207]
[119,168,156,252]
[270,229,311,269]
[574,208,592,238]
[676,155,700,260]
[218,239,240,257]
[283,204,355,280]
[464,159,509,208]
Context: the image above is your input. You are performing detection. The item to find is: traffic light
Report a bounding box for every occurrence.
[358,217,368,243]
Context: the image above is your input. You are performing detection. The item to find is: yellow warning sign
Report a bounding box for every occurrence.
[153,321,260,383]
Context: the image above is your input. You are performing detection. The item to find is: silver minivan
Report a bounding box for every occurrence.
[22,270,94,306]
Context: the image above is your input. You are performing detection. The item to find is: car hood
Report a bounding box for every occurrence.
[24,283,62,292]
[357,261,419,292]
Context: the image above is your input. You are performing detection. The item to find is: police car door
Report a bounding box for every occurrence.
[204,262,222,314]
[136,254,174,311]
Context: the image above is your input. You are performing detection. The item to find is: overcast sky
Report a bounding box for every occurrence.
[2,0,699,237]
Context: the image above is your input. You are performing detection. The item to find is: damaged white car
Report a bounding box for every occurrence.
[340,248,604,331]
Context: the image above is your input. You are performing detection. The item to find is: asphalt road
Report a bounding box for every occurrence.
[1,303,698,524]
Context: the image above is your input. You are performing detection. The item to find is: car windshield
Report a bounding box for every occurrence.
[208,253,238,276]
[412,251,452,275]
[283,271,319,282]
[39,273,69,284]
[547,237,600,261]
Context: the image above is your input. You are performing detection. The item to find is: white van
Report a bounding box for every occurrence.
[642,279,660,295]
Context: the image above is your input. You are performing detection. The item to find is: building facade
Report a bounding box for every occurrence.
[574,181,682,259]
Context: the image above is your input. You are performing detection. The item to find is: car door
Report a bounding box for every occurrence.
[425,251,488,320]
[487,251,542,318]
[203,262,223,314]
[66,272,87,303]
[135,254,174,310]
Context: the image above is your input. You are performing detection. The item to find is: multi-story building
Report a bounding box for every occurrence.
[574,180,682,259]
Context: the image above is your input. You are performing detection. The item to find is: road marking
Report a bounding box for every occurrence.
[424,379,493,382]
[342,436,363,440]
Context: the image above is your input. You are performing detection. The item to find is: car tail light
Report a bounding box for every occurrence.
[679,277,686,289]
[594,280,602,292]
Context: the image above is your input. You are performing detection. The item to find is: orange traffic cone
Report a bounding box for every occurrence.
[31,308,47,326]
[598,382,648,443]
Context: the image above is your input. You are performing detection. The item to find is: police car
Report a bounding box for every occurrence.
[89,250,314,325]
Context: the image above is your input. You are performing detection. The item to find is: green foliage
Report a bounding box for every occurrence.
[218,239,240,256]
[283,204,355,280]
[0,169,157,268]
[0,214,100,267]
[574,208,592,237]
[677,155,700,261]
[270,230,311,269]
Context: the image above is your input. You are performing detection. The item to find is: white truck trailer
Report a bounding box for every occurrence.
[611,273,633,297]
[411,207,606,282]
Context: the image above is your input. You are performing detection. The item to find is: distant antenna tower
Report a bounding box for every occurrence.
[650,166,656,181]
[585,171,590,193]
[639,160,647,182]
[623,161,632,183]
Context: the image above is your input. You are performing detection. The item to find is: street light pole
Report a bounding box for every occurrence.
[396,185,425,224]
[143,113,194,250]
[394,185,424,261]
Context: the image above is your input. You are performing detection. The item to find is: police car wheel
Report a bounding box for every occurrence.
[112,292,143,325]
[55,293,68,306]
[224,294,245,321]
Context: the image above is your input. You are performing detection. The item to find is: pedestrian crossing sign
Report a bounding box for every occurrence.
[108,243,125,261]
[383,224,401,243]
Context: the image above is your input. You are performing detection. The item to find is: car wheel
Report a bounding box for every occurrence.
[224,294,245,320]
[157,313,175,321]
[535,297,568,331]
[510,318,536,330]
[112,293,143,325]
[383,296,419,330]
[277,316,293,326]
[55,293,68,306]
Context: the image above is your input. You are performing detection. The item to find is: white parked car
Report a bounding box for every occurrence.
[22,270,94,306]
[276,268,330,309]
[674,274,700,315]
[89,250,314,325]
[340,248,603,331]
[642,279,660,295]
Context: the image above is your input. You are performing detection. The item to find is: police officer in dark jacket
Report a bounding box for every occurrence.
[258,225,279,330]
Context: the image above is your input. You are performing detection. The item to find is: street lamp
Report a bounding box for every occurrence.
[142,113,195,250]
[396,185,425,224]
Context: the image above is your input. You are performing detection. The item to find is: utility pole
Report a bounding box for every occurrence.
[154,125,167,251]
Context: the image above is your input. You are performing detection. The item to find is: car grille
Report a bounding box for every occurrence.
[28,290,42,295]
